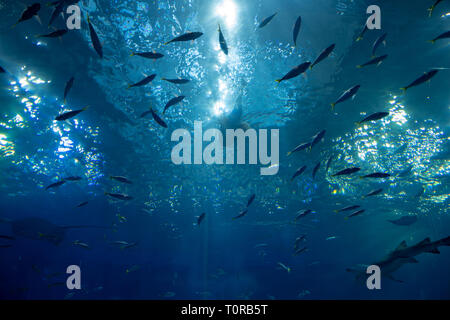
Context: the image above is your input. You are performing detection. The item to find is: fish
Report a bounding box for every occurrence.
[356,112,389,124]
[361,172,390,179]
[347,236,450,283]
[164,32,203,45]
[120,242,138,249]
[276,62,311,83]
[277,262,291,273]
[355,24,368,42]
[110,176,133,184]
[332,167,361,177]
[309,44,335,69]
[48,1,64,26]
[36,29,68,38]
[393,143,408,155]
[233,209,248,220]
[104,192,133,201]
[428,0,445,17]
[73,240,90,249]
[140,110,152,118]
[196,213,206,226]
[310,130,326,150]
[346,209,365,218]
[326,236,338,241]
[330,85,360,110]
[64,176,82,181]
[218,24,228,55]
[294,235,306,248]
[401,69,439,92]
[161,78,190,84]
[259,13,277,29]
[291,165,307,181]
[45,180,66,190]
[292,16,301,47]
[87,14,103,58]
[76,201,88,208]
[293,246,307,255]
[372,33,387,56]
[130,51,164,60]
[356,55,388,68]
[295,209,313,220]
[0,235,15,240]
[362,188,383,198]
[0,66,5,73]
[63,76,74,104]
[325,156,332,172]
[55,106,88,121]
[127,74,156,89]
[312,162,321,179]
[150,108,168,128]
[429,31,450,44]
[247,194,256,207]
[286,142,311,156]
[13,3,41,27]
[163,96,185,114]
[388,215,418,226]
[334,205,360,213]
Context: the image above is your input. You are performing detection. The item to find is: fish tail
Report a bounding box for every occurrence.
[330,103,335,110]
[161,77,166,81]
[400,87,407,94]
[275,79,281,83]
[427,6,434,17]
[333,210,339,213]
[427,40,435,44]
[286,151,292,156]
[130,52,135,56]
[309,65,313,70]
[355,121,361,126]
[82,106,89,111]
[356,65,362,69]
[163,41,169,45]
[356,36,363,42]
[126,84,131,89]
[359,176,364,179]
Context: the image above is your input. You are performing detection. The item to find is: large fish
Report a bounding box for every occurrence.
[258,13,277,29]
[401,69,439,93]
[276,62,311,83]
[387,215,417,226]
[310,44,335,69]
[330,85,360,110]
[218,24,228,55]
[87,14,103,58]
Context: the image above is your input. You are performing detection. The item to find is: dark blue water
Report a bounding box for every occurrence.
[0,0,449,299]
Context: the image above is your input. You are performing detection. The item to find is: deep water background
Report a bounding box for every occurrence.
[0,0,449,299]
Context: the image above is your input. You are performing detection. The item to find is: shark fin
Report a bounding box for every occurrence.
[395,240,407,251]
[418,237,431,246]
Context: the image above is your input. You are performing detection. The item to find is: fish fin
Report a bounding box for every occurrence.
[427,40,435,44]
[427,248,440,254]
[161,77,166,81]
[286,151,292,156]
[330,103,335,110]
[377,61,383,67]
[395,240,408,251]
[275,79,281,83]
[34,15,42,26]
[356,65,362,68]
[309,65,313,70]
[400,87,407,94]
[355,36,363,42]
[418,237,431,246]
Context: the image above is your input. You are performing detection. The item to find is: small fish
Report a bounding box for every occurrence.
[130,51,164,60]
[63,76,74,104]
[332,167,361,177]
[309,44,335,69]
[330,85,360,110]
[325,156,332,172]
[334,205,360,213]
[356,55,388,68]
[326,236,338,241]
[140,110,152,118]
[111,241,129,246]
[76,201,88,208]
[372,33,387,56]
[388,215,418,226]
[0,235,15,240]
[0,66,5,73]
[218,24,228,55]
[295,209,313,220]
[259,13,277,29]
[73,240,90,249]
[87,14,103,58]
[356,112,389,124]
[291,165,307,181]
[292,16,301,47]
[163,96,185,114]
[247,193,256,207]
[45,180,66,190]
[55,106,88,121]
[293,246,307,255]
[127,74,156,89]
[286,142,311,156]
[312,162,321,179]
[48,1,64,26]
[110,175,133,184]
[64,176,82,181]
[13,3,41,27]
[429,31,450,44]
[401,69,439,92]
[104,192,133,201]
[294,235,306,248]
[276,62,311,83]
[346,209,365,218]
[277,262,291,273]
[233,209,248,220]
[161,78,190,84]
[121,242,138,249]
[125,265,140,273]
[196,212,206,226]
[428,0,445,17]
[355,24,368,42]
[310,130,326,150]
[363,188,383,198]
[36,29,68,38]
[361,172,390,179]
[164,32,203,45]
[150,108,168,128]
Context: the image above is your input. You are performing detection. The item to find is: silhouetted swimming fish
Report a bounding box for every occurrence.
[325,156,332,172]
[287,142,311,156]
[330,85,360,110]
[36,29,68,38]
[291,165,307,181]
[428,0,445,17]
[161,78,190,84]
[247,194,256,207]
[401,69,439,93]
[76,201,88,208]
[45,180,66,190]
[110,176,132,184]
[356,55,388,68]
[372,33,387,57]
[163,96,185,114]
[105,192,133,200]
[87,14,103,58]
[362,188,383,198]
[429,31,450,44]
[312,162,321,179]
[0,235,15,240]
[361,172,390,179]
[295,209,313,220]
[150,108,167,128]
[388,215,418,226]
[310,129,326,150]
[64,176,82,181]
[196,213,206,226]
[332,167,360,177]
[55,106,88,121]
[346,209,365,218]
[233,209,248,220]
[130,51,164,60]
[334,205,360,213]
[258,13,277,29]
[276,62,311,83]
[310,44,335,69]
[127,74,156,88]
[355,24,368,42]
[218,24,228,55]
[356,112,389,124]
[0,66,5,73]
[13,3,41,28]
[164,32,203,45]
[292,16,301,47]
[48,0,64,26]
[63,76,74,104]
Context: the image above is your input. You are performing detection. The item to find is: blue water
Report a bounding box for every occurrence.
[0,0,449,299]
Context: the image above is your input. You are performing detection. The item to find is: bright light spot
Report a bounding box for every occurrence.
[213,100,226,116]
[215,0,238,29]
[218,79,228,94]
